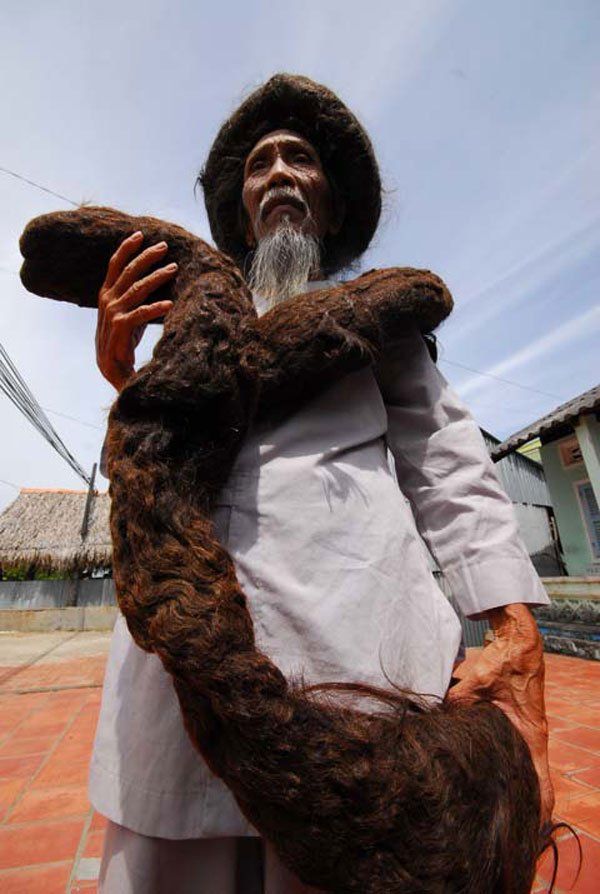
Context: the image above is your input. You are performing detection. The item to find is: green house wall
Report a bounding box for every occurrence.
[541,431,600,575]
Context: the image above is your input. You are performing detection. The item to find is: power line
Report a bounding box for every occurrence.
[0,165,78,207]
[0,342,91,486]
[0,478,20,491]
[439,357,564,400]
[0,168,567,409]
[41,406,104,431]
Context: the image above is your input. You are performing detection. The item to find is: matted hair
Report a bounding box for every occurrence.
[19,205,572,893]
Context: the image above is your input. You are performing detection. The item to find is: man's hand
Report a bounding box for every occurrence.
[95,231,178,391]
[447,603,555,827]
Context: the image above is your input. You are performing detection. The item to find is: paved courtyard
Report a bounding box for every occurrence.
[0,630,598,893]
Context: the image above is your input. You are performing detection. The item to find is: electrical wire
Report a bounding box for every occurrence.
[0,342,91,486]
[0,478,20,491]
[41,406,104,431]
[0,165,78,207]
[0,161,567,408]
[438,358,564,400]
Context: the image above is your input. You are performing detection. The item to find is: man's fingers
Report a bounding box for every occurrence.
[115,263,178,312]
[113,241,170,296]
[103,231,144,290]
[445,658,488,702]
[450,654,481,683]
[540,775,556,825]
[122,300,174,329]
[527,738,555,824]
[445,678,480,702]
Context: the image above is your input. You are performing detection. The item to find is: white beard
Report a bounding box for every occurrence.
[247,217,321,310]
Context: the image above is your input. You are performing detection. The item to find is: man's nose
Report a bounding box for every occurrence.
[264,156,296,190]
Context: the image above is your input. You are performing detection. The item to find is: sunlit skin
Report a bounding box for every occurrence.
[241,129,344,247]
[448,602,554,826]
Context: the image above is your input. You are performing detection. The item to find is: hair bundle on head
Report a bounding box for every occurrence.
[19,206,565,893]
[200,73,383,277]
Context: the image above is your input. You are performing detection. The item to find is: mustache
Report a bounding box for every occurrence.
[258,188,308,223]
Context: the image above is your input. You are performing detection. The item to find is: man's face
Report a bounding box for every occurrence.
[241,129,341,247]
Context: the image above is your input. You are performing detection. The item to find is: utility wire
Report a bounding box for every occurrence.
[0,345,83,471]
[0,342,91,486]
[41,406,104,431]
[439,358,564,400]
[0,163,102,435]
[0,478,20,491]
[0,162,565,406]
[0,165,78,207]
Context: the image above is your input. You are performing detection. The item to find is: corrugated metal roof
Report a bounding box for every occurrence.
[491,385,600,461]
[482,430,551,506]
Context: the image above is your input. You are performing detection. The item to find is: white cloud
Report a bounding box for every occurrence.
[455,305,600,399]
[0,0,598,511]
[443,214,600,346]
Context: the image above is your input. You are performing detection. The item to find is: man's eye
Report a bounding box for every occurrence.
[293,153,311,164]
[249,159,266,173]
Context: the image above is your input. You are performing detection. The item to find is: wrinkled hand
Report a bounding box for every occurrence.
[447,603,555,827]
[95,231,177,391]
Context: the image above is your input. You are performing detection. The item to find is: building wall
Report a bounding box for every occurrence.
[518,438,542,465]
[576,415,600,508]
[512,503,563,577]
[482,430,563,574]
[541,437,600,575]
[0,578,116,609]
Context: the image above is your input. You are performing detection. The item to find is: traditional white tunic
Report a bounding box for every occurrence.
[89,285,550,840]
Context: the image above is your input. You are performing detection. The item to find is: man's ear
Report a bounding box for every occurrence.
[328,195,346,237]
[238,203,257,249]
[244,218,257,248]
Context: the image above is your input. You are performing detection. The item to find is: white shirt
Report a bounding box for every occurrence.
[89,284,549,838]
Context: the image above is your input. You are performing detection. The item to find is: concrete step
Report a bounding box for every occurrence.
[541,577,600,599]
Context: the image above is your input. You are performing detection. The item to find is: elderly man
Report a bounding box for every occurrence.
[90,74,554,894]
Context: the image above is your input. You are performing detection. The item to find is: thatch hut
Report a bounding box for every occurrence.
[0,488,112,577]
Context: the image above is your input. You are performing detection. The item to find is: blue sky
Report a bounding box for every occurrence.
[0,0,598,510]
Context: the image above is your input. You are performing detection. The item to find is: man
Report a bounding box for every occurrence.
[91,74,554,893]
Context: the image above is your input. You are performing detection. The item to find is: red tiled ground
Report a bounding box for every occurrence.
[0,633,107,893]
[533,654,600,893]
[0,635,598,892]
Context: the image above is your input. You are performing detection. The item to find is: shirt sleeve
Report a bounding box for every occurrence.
[374,326,550,620]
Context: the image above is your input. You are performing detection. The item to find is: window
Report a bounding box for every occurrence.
[560,438,583,468]
[575,480,600,559]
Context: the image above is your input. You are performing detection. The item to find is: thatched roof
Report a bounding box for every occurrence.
[492,384,600,460]
[0,488,112,574]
